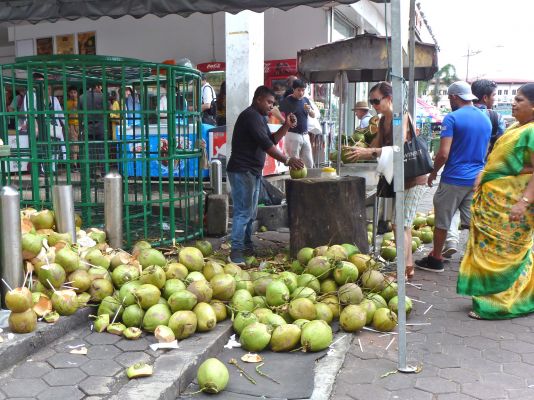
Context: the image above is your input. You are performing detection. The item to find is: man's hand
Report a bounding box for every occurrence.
[427,171,437,187]
[345,146,366,162]
[284,113,297,129]
[287,157,304,169]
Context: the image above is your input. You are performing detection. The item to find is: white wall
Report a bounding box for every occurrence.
[8,7,330,65]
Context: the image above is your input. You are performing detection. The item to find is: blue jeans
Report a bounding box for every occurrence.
[228,171,261,252]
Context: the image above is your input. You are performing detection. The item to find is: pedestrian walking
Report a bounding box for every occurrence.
[457,83,534,320]
[278,79,315,168]
[78,83,105,176]
[226,85,304,265]
[416,81,491,272]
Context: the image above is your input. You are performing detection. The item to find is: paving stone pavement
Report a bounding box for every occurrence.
[332,186,534,400]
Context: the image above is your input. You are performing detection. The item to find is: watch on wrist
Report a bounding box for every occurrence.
[284,156,291,166]
[521,196,530,204]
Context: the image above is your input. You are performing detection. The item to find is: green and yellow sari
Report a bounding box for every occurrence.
[457,121,534,319]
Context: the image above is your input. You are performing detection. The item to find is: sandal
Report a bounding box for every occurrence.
[468,311,483,320]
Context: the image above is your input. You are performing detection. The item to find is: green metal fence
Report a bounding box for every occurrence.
[0,55,204,248]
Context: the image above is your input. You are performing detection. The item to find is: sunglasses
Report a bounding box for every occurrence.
[369,96,385,105]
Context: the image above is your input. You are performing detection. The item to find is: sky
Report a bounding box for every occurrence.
[417,0,533,81]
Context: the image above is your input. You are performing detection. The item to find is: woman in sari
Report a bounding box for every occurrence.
[457,83,534,319]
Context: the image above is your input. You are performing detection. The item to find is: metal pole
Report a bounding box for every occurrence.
[52,185,77,244]
[0,186,23,307]
[104,172,123,249]
[391,0,412,373]
[408,0,417,119]
[210,160,223,195]
[336,71,345,176]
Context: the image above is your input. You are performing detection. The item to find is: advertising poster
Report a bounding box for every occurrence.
[56,34,75,54]
[36,37,53,55]
[77,31,96,55]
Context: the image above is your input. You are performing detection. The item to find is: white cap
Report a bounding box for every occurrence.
[448,81,477,101]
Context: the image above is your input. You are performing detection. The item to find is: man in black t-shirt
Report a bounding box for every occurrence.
[278,79,315,168]
[227,86,303,264]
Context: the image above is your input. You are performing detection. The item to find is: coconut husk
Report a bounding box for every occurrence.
[21,218,35,234]
[33,293,53,316]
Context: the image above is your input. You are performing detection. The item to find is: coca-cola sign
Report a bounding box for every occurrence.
[197,62,226,72]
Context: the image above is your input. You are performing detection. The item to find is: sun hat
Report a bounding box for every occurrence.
[448,81,477,101]
[352,101,370,111]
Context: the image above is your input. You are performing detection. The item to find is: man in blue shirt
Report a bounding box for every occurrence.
[227,86,303,264]
[443,79,506,257]
[416,81,491,272]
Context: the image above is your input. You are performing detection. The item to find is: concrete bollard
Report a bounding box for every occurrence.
[104,172,123,249]
[52,185,77,244]
[0,186,23,307]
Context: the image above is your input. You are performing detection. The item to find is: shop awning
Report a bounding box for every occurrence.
[0,0,388,24]
[297,34,438,83]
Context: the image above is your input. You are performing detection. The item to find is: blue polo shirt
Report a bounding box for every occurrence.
[440,105,491,186]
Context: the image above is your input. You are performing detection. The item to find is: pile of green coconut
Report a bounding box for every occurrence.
[5,208,413,357]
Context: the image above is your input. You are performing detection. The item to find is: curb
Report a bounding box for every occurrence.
[109,321,233,400]
[0,307,92,372]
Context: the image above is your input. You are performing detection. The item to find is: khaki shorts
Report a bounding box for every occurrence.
[68,125,79,154]
[433,182,473,231]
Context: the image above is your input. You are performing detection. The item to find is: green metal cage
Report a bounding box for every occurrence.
[0,55,204,248]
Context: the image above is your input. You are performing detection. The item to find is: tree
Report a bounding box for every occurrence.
[432,64,459,105]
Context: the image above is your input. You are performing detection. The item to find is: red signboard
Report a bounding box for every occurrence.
[197,62,226,73]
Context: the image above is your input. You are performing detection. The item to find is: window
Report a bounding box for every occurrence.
[498,90,502,95]
[512,89,517,95]
[504,90,508,95]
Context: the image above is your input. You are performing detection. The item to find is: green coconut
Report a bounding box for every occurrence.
[138,248,166,269]
[361,270,387,292]
[240,322,272,352]
[140,265,166,289]
[132,240,152,258]
[325,245,348,261]
[270,324,301,352]
[168,310,198,339]
[9,308,37,333]
[296,247,314,265]
[132,283,161,310]
[167,289,198,313]
[338,283,364,305]
[340,304,367,332]
[93,314,110,332]
[142,303,171,332]
[98,296,124,321]
[67,270,91,293]
[253,308,273,324]
[296,274,321,293]
[51,289,79,316]
[341,243,360,257]
[89,278,114,303]
[388,295,413,316]
[84,248,110,270]
[54,246,80,273]
[202,261,225,281]
[321,295,341,320]
[253,273,274,296]
[305,256,331,281]
[197,358,229,394]
[320,279,338,295]
[22,232,43,260]
[252,296,267,309]
[118,280,142,307]
[195,240,213,257]
[112,264,141,288]
[194,302,217,332]
[333,261,359,285]
[37,262,66,289]
[123,327,143,340]
[122,304,145,327]
[290,286,317,302]
[301,320,333,352]
[5,287,33,313]
[266,280,290,307]
[210,300,228,322]
[162,279,186,299]
[178,247,205,272]
[315,302,334,324]
[288,297,317,321]
[154,325,176,343]
[187,280,213,303]
[165,262,189,280]
[224,263,242,277]
[48,231,72,247]
[372,307,398,332]
[277,271,298,293]
[234,275,254,295]
[290,260,305,274]
[210,273,236,301]
[359,298,377,325]
[230,289,254,313]
[30,209,55,230]
[380,282,399,302]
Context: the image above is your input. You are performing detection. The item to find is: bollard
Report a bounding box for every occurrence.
[210,159,223,195]
[52,185,77,244]
[0,186,23,307]
[104,171,123,249]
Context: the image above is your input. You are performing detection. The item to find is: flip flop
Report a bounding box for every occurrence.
[468,311,483,320]
[406,265,415,280]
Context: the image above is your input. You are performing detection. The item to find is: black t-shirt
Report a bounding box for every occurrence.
[226,106,277,176]
[278,95,311,134]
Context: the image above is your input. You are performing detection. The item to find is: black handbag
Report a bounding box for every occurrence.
[404,116,433,179]
[377,175,395,198]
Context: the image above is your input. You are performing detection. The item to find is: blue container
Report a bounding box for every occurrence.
[119,124,211,178]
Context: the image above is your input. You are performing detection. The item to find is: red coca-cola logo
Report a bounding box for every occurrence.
[197,62,226,72]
